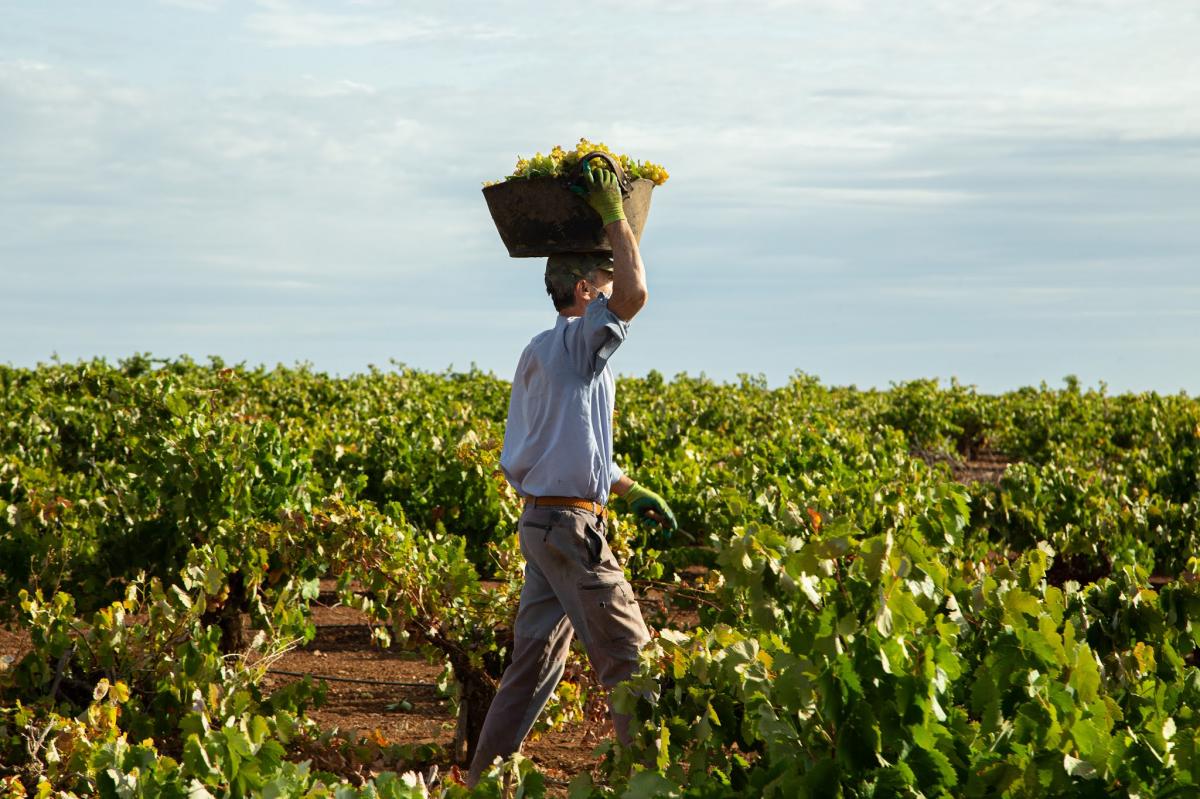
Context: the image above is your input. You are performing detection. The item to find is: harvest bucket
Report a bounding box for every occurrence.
[482,152,655,258]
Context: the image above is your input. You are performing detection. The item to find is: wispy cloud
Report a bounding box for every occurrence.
[158,0,226,10]
[295,76,377,97]
[2,2,1199,391]
[245,0,514,47]
[776,186,978,207]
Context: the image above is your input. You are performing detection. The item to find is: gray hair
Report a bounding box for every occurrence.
[544,253,613,311]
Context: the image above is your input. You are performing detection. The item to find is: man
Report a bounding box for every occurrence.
[467,166,676,785]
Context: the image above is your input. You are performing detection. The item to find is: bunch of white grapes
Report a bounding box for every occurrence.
[499,137,669,186]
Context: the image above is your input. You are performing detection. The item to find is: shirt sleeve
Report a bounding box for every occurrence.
[498,346,535,498]
[565,294,629,378]
[609,460,624,487]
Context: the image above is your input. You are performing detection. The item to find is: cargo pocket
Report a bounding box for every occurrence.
[578,575,650,650]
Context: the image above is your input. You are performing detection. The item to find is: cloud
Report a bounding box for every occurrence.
[245,0,514,47]
[3,2,1199,390]
[774,186,977,207]
[158,0,226,10]
[0,59,480,291]
[295,76,377,97]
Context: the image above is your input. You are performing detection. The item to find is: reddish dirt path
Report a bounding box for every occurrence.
[0,627,29,665]
[1,580,700,796]
[274,580,701,793]
[913,448,1012,485]
[264,591,608,795]
[0,599,609,796]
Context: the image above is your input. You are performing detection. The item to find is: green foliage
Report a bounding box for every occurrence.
[2,358,1199,797]
[593,526,1200,798]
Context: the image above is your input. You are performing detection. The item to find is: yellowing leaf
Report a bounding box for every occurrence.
[1133,642,1156,674]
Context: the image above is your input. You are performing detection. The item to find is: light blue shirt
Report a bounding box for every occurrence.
[500,294,628,505]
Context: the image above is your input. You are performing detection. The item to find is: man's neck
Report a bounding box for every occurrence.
[561,292,607,318]
[559,303,587,318]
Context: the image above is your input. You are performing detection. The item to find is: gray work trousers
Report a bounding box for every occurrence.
[467,504,651,785]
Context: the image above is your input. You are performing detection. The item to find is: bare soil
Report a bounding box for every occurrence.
[276,581,702,793]
[951,451,1012,485]
[0,578,701,796]
[0,626,30,665]
[263,587,612,795]
[915,448,1012,485]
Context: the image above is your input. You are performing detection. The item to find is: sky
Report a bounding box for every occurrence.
[2,0,1198,394]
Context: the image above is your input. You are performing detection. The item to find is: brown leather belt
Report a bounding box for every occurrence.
[524,496,606,518]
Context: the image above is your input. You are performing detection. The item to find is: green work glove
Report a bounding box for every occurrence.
[623,482,677,531]
[580,161,626,225]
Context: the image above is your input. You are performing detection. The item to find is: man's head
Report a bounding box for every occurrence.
[545,252,614,313]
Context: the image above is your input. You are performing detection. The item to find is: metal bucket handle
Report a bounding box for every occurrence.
[569,151,634,198]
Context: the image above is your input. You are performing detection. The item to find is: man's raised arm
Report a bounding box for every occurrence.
[582,168,648,322]
[606,219,647,322]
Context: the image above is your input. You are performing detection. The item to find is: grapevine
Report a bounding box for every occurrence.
[1,359,1198,797]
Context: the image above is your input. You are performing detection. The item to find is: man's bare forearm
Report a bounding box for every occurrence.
[611,474,635,497]
[605,220,647,322]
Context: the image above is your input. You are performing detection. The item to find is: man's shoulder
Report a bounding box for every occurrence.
[514,326,554,369]
[523,326,556,354]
